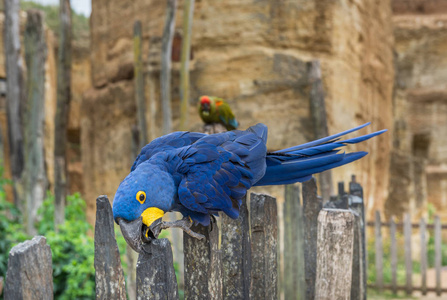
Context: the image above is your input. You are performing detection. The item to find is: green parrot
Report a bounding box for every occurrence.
[198,96,239,130]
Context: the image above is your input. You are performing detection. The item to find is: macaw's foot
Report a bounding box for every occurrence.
[149,217,205,240]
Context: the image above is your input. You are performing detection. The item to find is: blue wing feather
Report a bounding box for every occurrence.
[135,123,385,226]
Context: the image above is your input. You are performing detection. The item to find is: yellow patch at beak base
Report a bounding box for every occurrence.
[141,207,165,227]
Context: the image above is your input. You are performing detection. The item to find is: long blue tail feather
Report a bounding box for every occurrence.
[254,124,386,186]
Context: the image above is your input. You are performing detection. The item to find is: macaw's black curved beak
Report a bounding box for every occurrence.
[117,217,163,253]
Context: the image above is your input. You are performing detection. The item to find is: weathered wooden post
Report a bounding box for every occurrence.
[4,236,53,300]
[435,215,442,296]
[23,9,47,236]
[136,240,179,300]
[349,174,366,299]
[221,196,251,299]
[315,209,355,300]
[420,217,427,296]
[183,223,222,299]
[54,0,72,227]
[350,211,365,300]
[404,213,412,295]
[250,193,278,300]
[94,195,127,300]
[302,177,323,300]
[374,211,383,292]
[390,216,397,294]
[283,184,305,300]
[3,0,26,206]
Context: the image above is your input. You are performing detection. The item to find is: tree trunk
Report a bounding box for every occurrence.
[179,0,195,131]
[3,0,26,206]
[133,21,148,147]
[23,10,48,235]
[161,0,177,134]
[54,0,72,227]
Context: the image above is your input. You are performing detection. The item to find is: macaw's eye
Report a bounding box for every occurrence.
[136,191,146,204]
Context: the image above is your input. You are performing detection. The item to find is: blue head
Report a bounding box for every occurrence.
[112,161,176,227]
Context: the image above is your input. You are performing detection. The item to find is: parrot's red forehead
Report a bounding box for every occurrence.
[200,96,210,104]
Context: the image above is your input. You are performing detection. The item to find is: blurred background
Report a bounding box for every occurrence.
[0,0,446,299]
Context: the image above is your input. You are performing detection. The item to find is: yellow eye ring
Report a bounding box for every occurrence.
[136,191,146,204]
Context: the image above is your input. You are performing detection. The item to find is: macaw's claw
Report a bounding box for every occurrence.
[150,217,205,240]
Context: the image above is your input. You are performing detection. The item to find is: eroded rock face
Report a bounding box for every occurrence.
[390,8,447,220]
[83,0,394,223]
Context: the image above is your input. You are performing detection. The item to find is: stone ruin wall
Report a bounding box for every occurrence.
[389,0,447,221]
[83,0,394,223]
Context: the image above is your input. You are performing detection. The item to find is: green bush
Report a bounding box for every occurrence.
[0,192,97,299]
[36,193,96,299]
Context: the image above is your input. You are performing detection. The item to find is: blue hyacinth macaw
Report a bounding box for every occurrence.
[113,123,386,252]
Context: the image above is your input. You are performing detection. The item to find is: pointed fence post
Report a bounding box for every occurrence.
[4,236,53,300]
[302,177,323,300]
[221,196,251,299]
[136,239,179,300]
[94,196,127,300]
[250,193,278,300]
[183,223,222,299]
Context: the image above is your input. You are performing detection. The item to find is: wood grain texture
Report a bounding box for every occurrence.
[4,236,53,300]
[250,193,278,300]
[136,239,179,300]
[283,184,305,300]
[221,196,251,300]
[302,177,323,300]
[94,195,127,300]
[315,209,354,300]
[183,222,222,300]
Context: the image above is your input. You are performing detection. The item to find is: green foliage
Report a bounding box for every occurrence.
[35,193,96,299]
[20,1,89,41]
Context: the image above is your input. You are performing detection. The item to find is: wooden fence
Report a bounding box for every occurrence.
[3,176,367,299]
[368,211,446,296]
